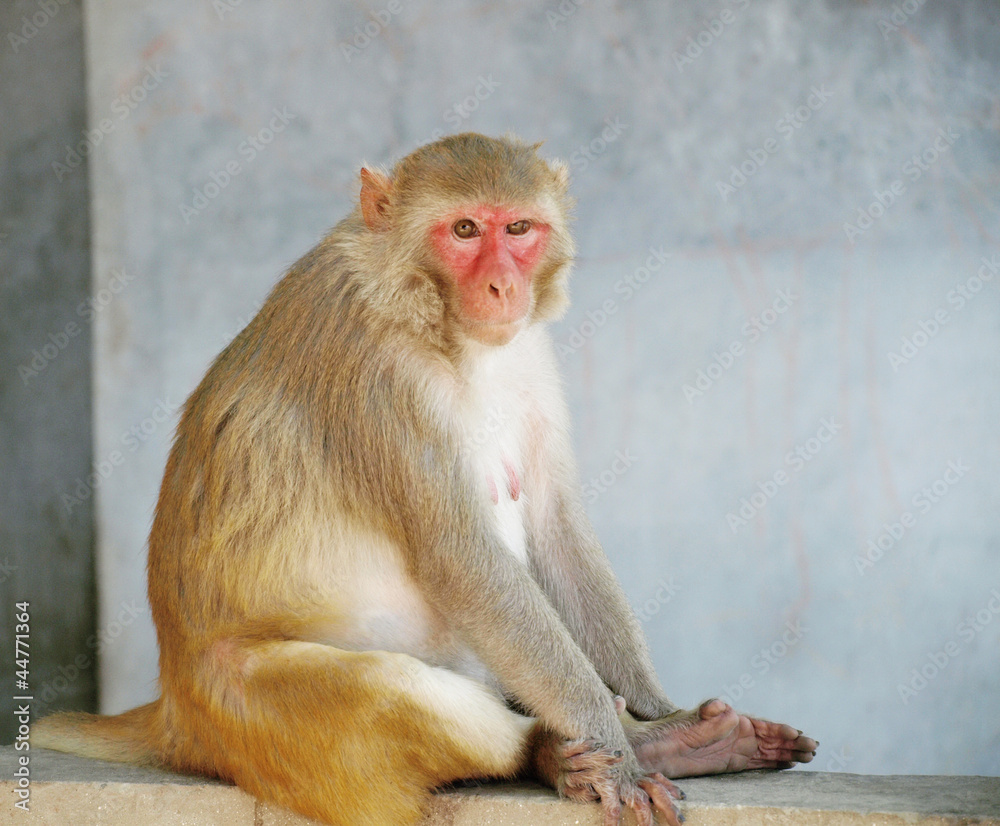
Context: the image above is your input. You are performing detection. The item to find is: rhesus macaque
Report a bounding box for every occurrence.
[34,133,816,826]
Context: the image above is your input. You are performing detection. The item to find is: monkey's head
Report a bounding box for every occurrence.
[359,133,575,347]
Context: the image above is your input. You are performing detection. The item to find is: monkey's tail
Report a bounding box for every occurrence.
[31,701,162,766]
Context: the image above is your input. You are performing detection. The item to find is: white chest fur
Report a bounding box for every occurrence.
[458,340,535,564]
[308,328,564,672]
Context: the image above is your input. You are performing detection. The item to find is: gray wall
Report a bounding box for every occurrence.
[1,0,97,744]
[14,0,1000,774]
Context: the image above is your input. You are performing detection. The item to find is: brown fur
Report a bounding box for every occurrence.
[33,134,682,826]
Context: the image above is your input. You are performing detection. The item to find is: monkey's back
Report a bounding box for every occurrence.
[147,224,401,651]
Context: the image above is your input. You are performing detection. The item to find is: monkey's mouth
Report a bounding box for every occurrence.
[462,316,526,346]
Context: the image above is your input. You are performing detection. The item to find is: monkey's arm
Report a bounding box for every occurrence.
[415,514,625,744]
[527,438,677,722]
[349,377,629,752]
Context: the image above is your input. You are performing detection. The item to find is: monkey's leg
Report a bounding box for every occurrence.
[189,639,533,826]
[622,699,818,778]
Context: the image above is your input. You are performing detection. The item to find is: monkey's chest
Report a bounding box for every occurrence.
[483,456,527,564]
[460,402,530,565]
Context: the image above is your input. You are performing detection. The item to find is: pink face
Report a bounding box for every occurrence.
[430,205,551,346]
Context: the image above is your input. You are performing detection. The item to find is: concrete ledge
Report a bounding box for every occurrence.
[2,747,998,825]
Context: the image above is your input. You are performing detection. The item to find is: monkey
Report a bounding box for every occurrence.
[33,133,817,826]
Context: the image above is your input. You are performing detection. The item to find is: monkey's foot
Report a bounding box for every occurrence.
[631,699,818,778]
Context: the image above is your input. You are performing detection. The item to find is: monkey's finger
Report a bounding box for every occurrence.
[561,771,600,800]
[759,719,795,735]
[697,698,732,719]
[564,767,608,791]
[751,720,820,763]
[598,788,624,826]
[623,789,655,826]
[750,717,806,745]
[755,743,817,764]
[792,734,819,752]
[561,781,599,803]
[561,739,595,756]
[747,757,800,770]
[638,777,684,825]
[644,771,685,801]
[560,741,616,775]
[563,745,626,776]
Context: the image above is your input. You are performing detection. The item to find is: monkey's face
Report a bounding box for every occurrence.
[429,205,552,346]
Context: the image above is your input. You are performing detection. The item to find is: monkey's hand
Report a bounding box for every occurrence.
[531,729,685,826]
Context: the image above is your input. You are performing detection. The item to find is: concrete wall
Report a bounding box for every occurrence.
[0,0,97,744]
[35,0,1000,774]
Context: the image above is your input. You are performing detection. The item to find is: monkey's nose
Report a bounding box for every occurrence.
[487,272,518,302]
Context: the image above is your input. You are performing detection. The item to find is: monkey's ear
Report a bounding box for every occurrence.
[549,160,570,193]
[360,167,393,232]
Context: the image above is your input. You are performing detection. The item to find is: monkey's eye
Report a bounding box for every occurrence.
[453,219,478,239]
[506,220,531,236]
